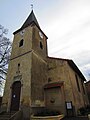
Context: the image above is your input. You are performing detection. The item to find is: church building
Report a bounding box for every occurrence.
[2,10,89,119]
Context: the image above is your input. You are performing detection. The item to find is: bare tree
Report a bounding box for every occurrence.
[0,25,12,96]
[0,25,12,81]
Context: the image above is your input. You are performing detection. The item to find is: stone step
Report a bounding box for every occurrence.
[0,117,10,120]
[0,111,17,120]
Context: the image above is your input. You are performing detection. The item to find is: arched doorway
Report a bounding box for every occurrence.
[10,81,21,111]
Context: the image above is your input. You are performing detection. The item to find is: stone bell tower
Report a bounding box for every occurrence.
[2,10,48,118]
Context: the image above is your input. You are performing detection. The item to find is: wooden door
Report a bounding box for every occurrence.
[10,81,21,111]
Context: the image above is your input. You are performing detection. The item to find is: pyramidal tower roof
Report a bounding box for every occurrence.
[13,10,48,38]
[21,10,40,29]
[14,10,40,34]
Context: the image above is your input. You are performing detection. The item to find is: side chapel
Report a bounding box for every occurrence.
[2,10,89,119]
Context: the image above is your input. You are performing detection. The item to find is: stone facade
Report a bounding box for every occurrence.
[85,81,90,104]
[31,25,47,106]
[2,10,89,119]
[46,57,89,115]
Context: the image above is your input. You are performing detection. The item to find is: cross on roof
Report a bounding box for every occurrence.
[31,4,33,10]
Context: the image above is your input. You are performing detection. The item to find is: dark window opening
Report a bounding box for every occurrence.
[48,78,52,82]
[81,81,85,94]
[40,41,43,49]
[18,63,20,67]
[16,63,20,74]
[19,39,24,47]
[75,74,80,92]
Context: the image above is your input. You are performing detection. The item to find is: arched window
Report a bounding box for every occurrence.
[19,39,24,47]
[40,41,43,49]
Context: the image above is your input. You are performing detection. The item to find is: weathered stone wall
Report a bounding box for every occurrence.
[31,53,47,107]
[44,87,65,114]
[2,26,33,111]
[31,26,48,107]
[47,58,74,102]
[47,58,88,115]
[3,53,32,110]
[47,58,66,82]
[47,58,68,115]
[67,63,89,112]
[85,81,90,104]
[32,26,48,61]
[11,26,33,59]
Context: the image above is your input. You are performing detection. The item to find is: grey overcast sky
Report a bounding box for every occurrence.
[0,0,90,80]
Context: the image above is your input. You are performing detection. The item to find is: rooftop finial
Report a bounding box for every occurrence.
[31,4,33,11]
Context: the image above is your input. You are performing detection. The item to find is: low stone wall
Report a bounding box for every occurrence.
[31,114,64,120]
[88,114,90,120]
